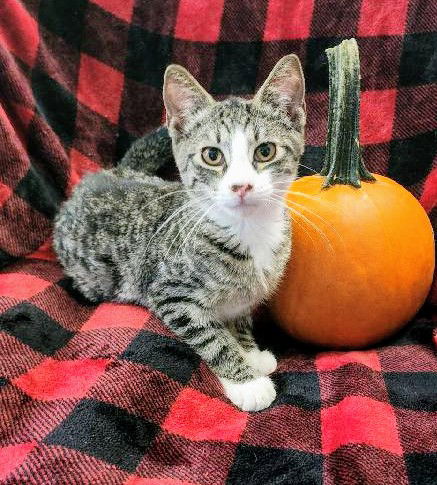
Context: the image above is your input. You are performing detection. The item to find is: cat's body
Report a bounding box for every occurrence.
[55,163,289,311]
[54,57,306,411]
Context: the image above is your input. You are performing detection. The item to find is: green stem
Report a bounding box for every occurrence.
[320,38,376,188]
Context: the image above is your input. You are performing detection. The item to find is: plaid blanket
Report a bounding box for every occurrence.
[0,1,436,484]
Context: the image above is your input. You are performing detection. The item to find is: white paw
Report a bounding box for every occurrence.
[219,376,276,411]
[244,349,277,375]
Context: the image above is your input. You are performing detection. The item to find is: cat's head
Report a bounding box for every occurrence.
[163,55,305,225]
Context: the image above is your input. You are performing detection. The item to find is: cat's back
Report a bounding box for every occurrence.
[53,167,182,301]
[55,167,176,236]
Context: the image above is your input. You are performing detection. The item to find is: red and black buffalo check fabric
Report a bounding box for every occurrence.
[0,1,436,484]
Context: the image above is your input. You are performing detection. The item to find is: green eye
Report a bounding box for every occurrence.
[254,142,276,163]
[201,147,224,166]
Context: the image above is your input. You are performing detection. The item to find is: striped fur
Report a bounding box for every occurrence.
[53,55,306,411]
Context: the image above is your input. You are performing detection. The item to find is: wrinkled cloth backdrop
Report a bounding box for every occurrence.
[0,1,436,484]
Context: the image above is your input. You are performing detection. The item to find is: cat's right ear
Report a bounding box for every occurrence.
[163,65,214,133]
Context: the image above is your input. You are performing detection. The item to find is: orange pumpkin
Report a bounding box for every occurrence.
[271,39,435,348]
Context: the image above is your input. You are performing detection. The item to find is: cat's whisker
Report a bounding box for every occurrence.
[268,195,335,253]
[175,203,217,260]
[266,197,326,251]
[272,189,345,244]
[283,198,344,245]
[145,195,210,252]
[298,163,319,174]
[273,189,341,210]
[163,204,208,259]
[257,197,318,247]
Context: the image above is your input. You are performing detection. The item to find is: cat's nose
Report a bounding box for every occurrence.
[231,183,253,198]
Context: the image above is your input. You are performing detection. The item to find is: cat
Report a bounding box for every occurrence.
[53,55,306,411]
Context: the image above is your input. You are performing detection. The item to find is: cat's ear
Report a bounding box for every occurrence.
[163,65,214,133]
[254,54,305,119]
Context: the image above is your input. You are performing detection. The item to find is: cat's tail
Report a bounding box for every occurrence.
[118,126,175,176]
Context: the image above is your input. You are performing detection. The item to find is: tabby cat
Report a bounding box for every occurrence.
[53,55,306,411]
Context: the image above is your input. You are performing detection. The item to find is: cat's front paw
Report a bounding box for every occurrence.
[219,376,276,411]
[245,349,277,375]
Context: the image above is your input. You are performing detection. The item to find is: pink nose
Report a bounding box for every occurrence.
[231,184,253,198]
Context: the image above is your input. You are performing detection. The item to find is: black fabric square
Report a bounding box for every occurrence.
[115,128,138,162]
[406,452,437,485]
[38,0,88,49]
[399,32,437,86]
[0,303,74,355]
[273,372,321,410]
[305,37,345,92]
[211,42,262,95]
[300,145,324,177]
[0,248,19,270]
[120,330,200,384]
[0,377,8,388]
[126,26,172,88]
[384,372,437,411]
[14,164,64,219]
[388,131,436,187]
[227,444,323,485]
[57,278,96,307]
[31,68,77,145]
[45,398,158,472]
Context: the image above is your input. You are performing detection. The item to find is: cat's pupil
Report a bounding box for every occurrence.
[209,148,219,161]
[259,144,270,157]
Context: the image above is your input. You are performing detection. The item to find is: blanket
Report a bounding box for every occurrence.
[0,1,436,484]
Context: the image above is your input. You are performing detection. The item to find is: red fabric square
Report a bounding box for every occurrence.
[68,148,101,194]
[316,350,381,372]
[91,0,135,22]
[77,54,124,124]
[13,357,110,400]
[321,396,402,455]
[0,442,37,481]
[0,273,51,300]
[163,388,248,442]
[174,0,225,42]
[82,303,151,331]
[360,89,396,144]
[264,0,315,41]
[0,0,39,66]
[358,0,409,36]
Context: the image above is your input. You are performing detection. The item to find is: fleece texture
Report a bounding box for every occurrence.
[0,0,436,484]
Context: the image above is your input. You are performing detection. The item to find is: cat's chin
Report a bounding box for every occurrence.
[222,201,263,218]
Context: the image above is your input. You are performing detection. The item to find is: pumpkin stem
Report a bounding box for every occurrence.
[320,38,376,188]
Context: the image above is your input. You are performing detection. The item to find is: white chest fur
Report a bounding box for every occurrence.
[213,206,287,322]
[236,213,286,273]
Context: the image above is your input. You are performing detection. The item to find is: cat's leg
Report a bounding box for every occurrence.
[230,315,277,376]
[149,294,276,411]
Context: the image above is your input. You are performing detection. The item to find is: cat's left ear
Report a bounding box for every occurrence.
[163,65,214,134]
[254,54,305,119]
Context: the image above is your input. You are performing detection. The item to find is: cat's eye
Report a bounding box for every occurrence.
[254,143,276,163]
[201,147,224,166]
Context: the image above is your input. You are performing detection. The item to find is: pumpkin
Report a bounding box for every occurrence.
[271,39,435,348]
